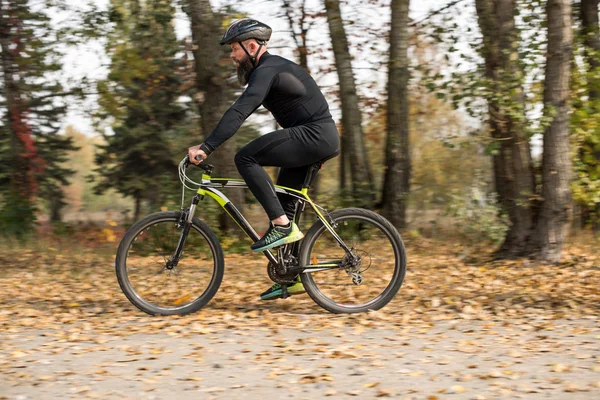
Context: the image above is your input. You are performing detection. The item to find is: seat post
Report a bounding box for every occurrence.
[302,163,322,189]
[301,151,339,189]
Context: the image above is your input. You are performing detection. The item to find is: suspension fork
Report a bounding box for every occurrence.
[167,194,202,268]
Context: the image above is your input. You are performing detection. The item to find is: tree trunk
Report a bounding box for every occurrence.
[324,0,375,208]
[339,126,346,191]
[0,0,17,162]
[186,0,245,233]
[475,0,536,257]
[49,194,62,223]
[0,1,27,194]
[134,193,141,222]
[535,0,573,262]
[380,0,410,229]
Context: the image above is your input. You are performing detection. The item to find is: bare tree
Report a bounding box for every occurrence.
[282,0,311,71]
[324,0,375,207]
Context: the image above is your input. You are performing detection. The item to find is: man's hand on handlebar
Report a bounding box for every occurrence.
[188,144,207,165]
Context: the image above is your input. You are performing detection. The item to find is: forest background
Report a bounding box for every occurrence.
[1,0,598,263]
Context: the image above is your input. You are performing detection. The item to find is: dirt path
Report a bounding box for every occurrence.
[2,317,599,399]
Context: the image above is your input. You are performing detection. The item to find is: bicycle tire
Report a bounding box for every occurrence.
[299,208,406,314]
[115,211,224,316]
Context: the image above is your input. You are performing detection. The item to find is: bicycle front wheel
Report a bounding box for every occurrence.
[299,208,406,314]
[116,211,224,316]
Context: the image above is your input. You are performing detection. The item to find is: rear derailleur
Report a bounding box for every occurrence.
[343,251,364,286]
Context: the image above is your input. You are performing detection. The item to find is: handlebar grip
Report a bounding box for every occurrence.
[183,155,213,173]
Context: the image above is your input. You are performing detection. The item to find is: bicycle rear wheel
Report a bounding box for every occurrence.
[299,208,406,314]
[116,211,224,315]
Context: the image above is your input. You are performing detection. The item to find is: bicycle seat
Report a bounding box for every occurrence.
[303,150,340,189]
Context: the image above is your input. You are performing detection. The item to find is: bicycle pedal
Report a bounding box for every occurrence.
[280,284,290,299]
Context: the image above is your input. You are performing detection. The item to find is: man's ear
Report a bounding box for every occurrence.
[249,40,258,53]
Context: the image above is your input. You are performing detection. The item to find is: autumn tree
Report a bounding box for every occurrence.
[415,0,577,260]
[474,0,536,257]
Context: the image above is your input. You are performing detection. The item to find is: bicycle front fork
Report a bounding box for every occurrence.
[168,194,202,268]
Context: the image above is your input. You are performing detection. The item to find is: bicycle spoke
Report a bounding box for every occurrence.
[122,215,219,311]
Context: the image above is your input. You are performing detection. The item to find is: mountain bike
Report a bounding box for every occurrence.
[115,155,406,315]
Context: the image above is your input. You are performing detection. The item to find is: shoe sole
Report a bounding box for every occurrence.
[252,231,304,252]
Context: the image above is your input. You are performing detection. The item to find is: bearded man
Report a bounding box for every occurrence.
[188,19,339,300]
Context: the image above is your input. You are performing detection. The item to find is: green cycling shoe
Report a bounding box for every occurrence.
[260,276,306,300]
[251,222,304,252]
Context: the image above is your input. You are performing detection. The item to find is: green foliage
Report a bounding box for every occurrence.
[93,0,192,215]
[0,190,37,238]
[445,186,509,245]
[570,34,600,224]
[37,133,79,221]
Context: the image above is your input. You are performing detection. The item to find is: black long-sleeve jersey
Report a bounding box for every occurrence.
[200,52,333,154]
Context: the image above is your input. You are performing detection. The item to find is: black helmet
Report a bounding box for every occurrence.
[220,18,272,46]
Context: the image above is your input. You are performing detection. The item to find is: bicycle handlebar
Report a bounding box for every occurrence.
[183,155,214,175]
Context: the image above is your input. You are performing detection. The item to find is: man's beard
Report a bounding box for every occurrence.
[236,54,254,86]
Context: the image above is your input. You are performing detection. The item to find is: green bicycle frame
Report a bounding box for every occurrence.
[190,174,352,271]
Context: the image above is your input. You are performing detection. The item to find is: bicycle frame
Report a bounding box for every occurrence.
[186,171,353,272]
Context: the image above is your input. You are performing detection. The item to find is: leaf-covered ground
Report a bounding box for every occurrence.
[1,236,599,399]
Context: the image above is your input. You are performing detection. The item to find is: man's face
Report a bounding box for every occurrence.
[230,41,255,86]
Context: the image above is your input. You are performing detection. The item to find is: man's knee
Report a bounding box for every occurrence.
[234,148,250,169]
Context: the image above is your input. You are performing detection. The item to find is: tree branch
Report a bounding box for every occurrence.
[282,0,301,48]
[410,0,467,27]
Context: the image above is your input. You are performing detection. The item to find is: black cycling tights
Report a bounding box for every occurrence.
[234,121,339,221]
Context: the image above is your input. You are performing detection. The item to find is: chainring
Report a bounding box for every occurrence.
[267,261,300,284]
